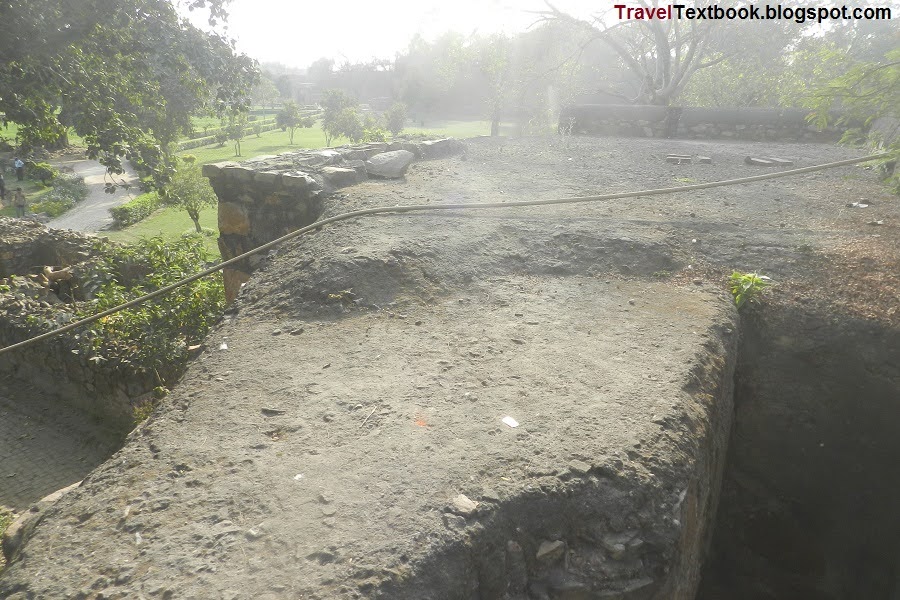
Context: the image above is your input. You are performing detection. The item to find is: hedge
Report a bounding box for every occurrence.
[110,192,162,228]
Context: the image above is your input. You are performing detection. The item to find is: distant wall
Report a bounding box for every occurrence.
[560,105,845,142]
[204,138,465,302]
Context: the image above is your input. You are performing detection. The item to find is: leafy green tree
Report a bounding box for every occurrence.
[162,158,218,233]
[385,102,407,135]
[320,90,359,146]
[224,113,248,156]
[804,48,900,194]
[0,0,258,183]
[276,101,313,144]
[251,75,281,110]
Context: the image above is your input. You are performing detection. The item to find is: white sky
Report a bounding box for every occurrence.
[213,0,601,69]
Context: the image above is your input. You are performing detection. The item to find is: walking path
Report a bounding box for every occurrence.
[48,158,139,232]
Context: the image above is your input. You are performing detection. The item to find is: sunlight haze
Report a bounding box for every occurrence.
[220,0,600,68]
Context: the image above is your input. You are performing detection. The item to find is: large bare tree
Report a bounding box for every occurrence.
[539,1,801,105]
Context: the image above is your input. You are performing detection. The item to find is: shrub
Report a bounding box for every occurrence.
[109,192,162,228]
[26,161,58,185]
[385,102,407,135]
[77,236,225,385]
[30,172,88,216]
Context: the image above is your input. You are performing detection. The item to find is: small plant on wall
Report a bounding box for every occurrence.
[730,271,772,309]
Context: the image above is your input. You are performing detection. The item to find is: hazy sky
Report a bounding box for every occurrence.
[214,0,600,69]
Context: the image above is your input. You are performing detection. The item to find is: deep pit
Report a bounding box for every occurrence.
[697,305,900,599]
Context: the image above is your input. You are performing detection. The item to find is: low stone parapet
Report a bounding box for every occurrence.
[560,104,846,142]
[203,138,465,302]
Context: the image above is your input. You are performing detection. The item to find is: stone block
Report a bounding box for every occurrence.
[223,167,254,183]
[321,167,359,189]
[218,202,250,236]
[201,161,239,179]
[282,172,316,192]
[418,138,464,159]
[366,150,416,179]
[254,172,282,187]
[345,160,368,179]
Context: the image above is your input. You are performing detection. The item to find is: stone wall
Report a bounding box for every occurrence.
[203,138,465,302]
[0,219,152,435]
[560,104,846,142]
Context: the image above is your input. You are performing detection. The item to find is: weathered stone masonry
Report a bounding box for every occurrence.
[0,219,153,434]
[560,105,847,142]
[203,138,464,302]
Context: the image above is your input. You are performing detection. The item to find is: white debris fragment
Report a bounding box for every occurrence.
[502,416,519,428]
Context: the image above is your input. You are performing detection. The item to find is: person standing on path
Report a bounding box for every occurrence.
[14,187,26,217]
[14,157,25,181]
[0,172,5,204]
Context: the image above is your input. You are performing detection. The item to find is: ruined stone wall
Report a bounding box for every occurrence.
[204,138,464,302]
[561,105,845,142]
[0,218,151,435]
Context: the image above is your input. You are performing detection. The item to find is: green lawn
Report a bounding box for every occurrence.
[105,205,220,256]
[0,175,52,217]
[106,118,511,254]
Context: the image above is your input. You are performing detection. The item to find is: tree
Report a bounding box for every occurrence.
[251,75,281,110]
[384,102,407,136]
[320,90,359,146]
[540,1,804,106]
[469,35,512,136]
[163,158,218,233]
[0,0,258,184]
[276,101,313,145]
[225,113,247,156]
[804,48,900,194]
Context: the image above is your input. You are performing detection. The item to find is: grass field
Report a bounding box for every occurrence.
[104,205,221,255]
[95,118,519,255]
[0,171,51,217]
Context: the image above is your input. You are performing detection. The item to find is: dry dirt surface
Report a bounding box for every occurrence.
[1,135,897,599]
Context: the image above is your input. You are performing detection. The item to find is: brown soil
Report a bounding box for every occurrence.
[1,135,897,599]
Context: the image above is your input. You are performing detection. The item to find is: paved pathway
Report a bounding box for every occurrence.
[48,159,140,232]
[0,379,120,512]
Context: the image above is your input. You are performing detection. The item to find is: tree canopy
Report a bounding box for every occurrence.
[0,0,258,182]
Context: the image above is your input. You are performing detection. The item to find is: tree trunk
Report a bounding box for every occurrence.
[490,115,500,137]
[189,210,202,233]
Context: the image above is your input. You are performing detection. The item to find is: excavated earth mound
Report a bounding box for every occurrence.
[1,136,898,599]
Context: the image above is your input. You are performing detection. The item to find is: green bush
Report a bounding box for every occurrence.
[77,236,225,385]
[26,161,59,185]
[109,192,162,228]
[30,172,88,216]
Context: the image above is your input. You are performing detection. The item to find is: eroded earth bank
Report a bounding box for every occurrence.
[1,136,898,599]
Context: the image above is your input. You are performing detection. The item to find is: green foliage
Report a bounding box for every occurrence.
[77,236,225,385]
[162,161,218,233]
[29,172,88,216]
[730,271,772,309]
[801,47,900,194]
[110,192,163,228]
[26,161,59,185]
[385,102,407,135]
[320,90,359,146]
[224,113,248,156]
[276,101,314,145]
[0,0,258,184]
[133,398,158,424]
[362,119,389,143]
